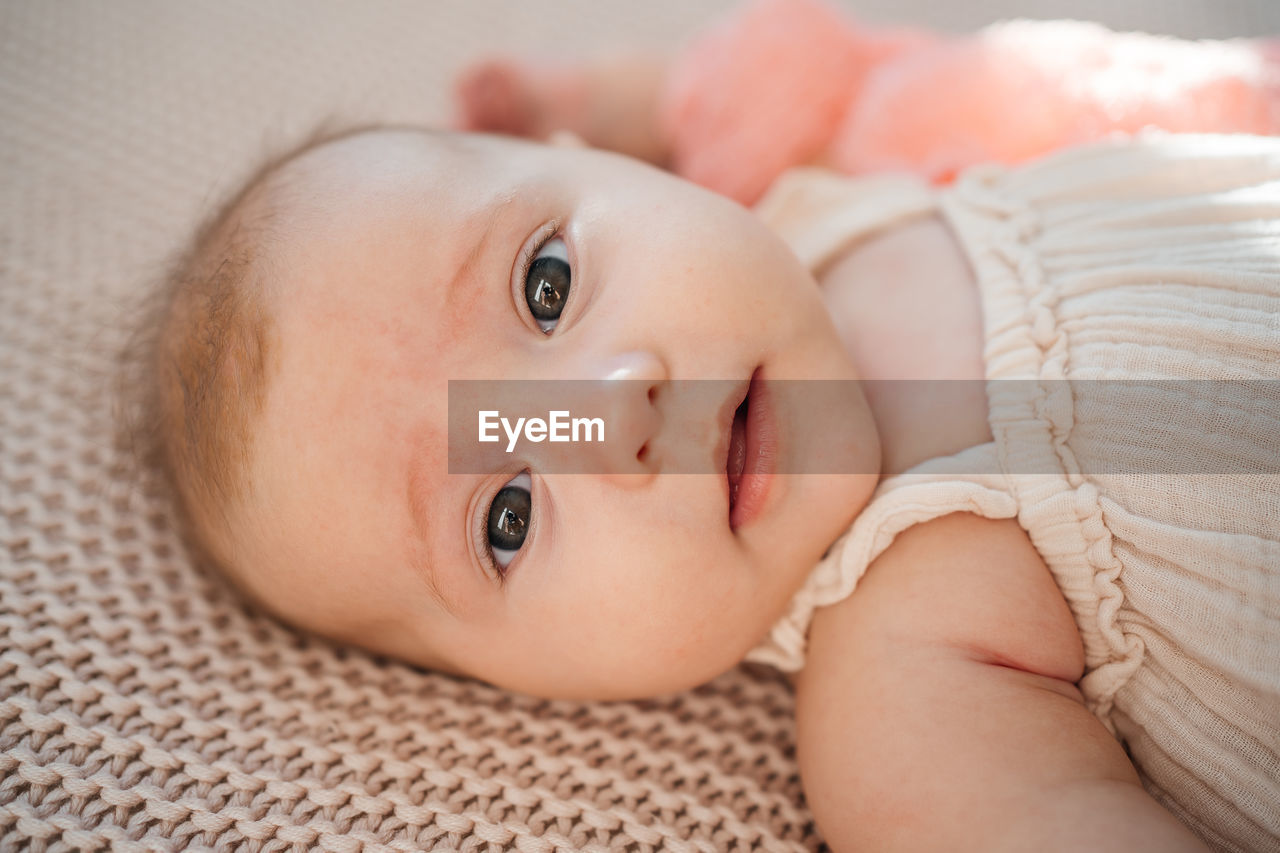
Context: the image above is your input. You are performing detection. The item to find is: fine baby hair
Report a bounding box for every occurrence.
[117,121,396,610]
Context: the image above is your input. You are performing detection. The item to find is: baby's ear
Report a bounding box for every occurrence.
[546,129,588,149]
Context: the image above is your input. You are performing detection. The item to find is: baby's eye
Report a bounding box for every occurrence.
[525,237,571,333]
[486,471,532,572]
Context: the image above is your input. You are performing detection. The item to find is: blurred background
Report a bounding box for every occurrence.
[4,0,1278,279]
[789,0,1278,35]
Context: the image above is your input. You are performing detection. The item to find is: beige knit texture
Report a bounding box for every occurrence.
[3,2,1278,851]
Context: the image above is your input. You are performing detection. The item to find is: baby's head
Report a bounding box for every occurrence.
[139,125,880,699]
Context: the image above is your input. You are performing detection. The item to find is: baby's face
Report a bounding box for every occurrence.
[234,128,879,699]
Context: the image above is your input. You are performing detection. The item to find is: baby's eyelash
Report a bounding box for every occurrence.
[519,220,562,281]
[517,220,565,326]
[475,473,534,585]
[474,492,509,585]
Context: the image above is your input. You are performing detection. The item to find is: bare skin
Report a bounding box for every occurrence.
[454,54,1211,852]
[456,52,672,167]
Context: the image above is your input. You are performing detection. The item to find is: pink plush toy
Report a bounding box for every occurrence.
[455,0,1280,206]
[660,0,1280,203]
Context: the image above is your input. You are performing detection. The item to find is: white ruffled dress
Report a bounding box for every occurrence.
[749,133,1280,852]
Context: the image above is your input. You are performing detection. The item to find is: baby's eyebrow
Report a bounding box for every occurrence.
[406,458,460,618]
[402,187,525,616]
[445,189,519,327]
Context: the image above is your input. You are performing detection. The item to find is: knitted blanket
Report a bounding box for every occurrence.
[2,2,1275,850]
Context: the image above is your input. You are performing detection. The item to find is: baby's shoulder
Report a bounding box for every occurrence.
[801,511,1083,688]
[790,511,1169,852]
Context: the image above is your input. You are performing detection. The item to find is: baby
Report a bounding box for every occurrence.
[124,36,1280,853]
[127,118,1280,850]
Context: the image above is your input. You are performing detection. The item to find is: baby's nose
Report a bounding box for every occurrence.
[581,351,665,485]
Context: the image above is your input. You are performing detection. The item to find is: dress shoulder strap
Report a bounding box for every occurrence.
[753,167,939,274]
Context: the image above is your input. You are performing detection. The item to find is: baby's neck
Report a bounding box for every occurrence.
[818,213,991,476]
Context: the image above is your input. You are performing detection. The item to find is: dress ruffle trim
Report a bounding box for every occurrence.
[942,154,1151,729]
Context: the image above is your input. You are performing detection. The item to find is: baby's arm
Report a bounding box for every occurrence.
[453,0,930,205]
[454,52,671,166]
[793,513,1208,852]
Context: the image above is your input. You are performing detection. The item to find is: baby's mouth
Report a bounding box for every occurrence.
[726,383,750,516]
[723,366,777,531]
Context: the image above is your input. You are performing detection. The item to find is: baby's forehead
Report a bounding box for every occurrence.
[256,128,540,256]
[260,129,517,341]
[254,126,596,318]
[272,130,463,208]
[276,128,517,197]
